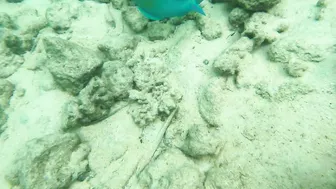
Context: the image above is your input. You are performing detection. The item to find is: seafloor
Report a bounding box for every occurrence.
[0,0,335,188]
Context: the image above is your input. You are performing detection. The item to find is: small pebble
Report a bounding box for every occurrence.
[203,59,209,65]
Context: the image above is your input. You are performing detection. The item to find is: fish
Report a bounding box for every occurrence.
[133,0,205,20]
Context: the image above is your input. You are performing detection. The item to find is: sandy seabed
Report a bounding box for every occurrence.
[0,0,336,188]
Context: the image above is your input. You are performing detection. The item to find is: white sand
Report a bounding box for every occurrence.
[0,0,335,188]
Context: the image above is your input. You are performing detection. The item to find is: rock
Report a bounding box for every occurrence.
[285,58,309,77]
[13,8,47,38]
[62,59,135,130]
[213,37,254,74]
[62,100,83,130]
[315,0,327,20]
[128,89,159,127]
[91,0,110,2]
[138,149,204,189]
[197,79,223,127]
[110,0,126,9]
[4,34,31,55]
[0,107,8,132]
[90,0,125,9]
[228,8,250,28]
[233,0,281,11]
[132,57,169,90]
[0,51,24,78]
[122,6,148,33]
[62,77,115,130]
[204,164,244,188]
[101,60,134,99]
[274,82,314,102]
[254,82,272,100]
[254,81,314,102]
[97,33,139,62]
[0,79,15,109]
[268,36,331,63]
[0,13,17,29]
[127,57,182,127]
[1,8,47,55]
[45,2,75,33]
[180,124,221,157]
[5,133,90,189]
[147,21,175,41]
[128,82,181,127]
[196,15,222,40]
[43,37,103,95]
[6,0,24,3]
[242,12,288,46]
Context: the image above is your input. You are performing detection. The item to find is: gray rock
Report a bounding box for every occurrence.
[91,0,111,2]
[268,36,330,63]
[147,21,175,41]
[62,60,135,130]
[128,58,181,127]
[4,34,31,55]
[197,80,222,127]
[274,82,314,102]
[254,81,314,102]
[0,79,15,109]
[62,77,115,130]
[0,107,8,132]
[5,133,90,189]
[138,149,204,189]
[128,82,181,127]
[180,124,221,157]
[243,12,288,46]
[101,60,134,99]
[122,6,148,33]
[6,0,24,3]
[234,0,281,11]
[204,165,244,189]
[43,37,103,95]
[110,0,126,9]
[14,8,47,37]
[228,8,250,28]
[285,58,309,78]
[0,51,24,78]
[62,100,83,130]
[45,2,73,33]
[0,13,17,29]
[98,34,139,62]
[1,9,47,55]
[196,15,222,40]
[132,58,169,90]
[213,37,254,74]
[315,0,327,20]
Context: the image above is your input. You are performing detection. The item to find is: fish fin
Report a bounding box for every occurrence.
[191,3,205,15]
[137,7,161,20]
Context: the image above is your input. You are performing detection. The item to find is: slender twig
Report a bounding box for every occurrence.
[123,107,178,188]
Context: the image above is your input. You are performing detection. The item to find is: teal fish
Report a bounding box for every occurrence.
[133,0,205,20]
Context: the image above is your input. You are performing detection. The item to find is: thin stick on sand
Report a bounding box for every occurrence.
[123,107,179,188]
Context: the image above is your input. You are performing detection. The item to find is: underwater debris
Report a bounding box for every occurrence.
[43,37,103,95]
[5,133,91,189]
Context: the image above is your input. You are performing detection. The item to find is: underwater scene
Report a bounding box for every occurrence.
[0,0,336,188]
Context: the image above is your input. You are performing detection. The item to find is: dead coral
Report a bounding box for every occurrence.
[62,77,115,130]
[5,133,90,189]
[213,37,254,75]
[128,58,181,127]
[128,82,181,127]
[243,12,288,46]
